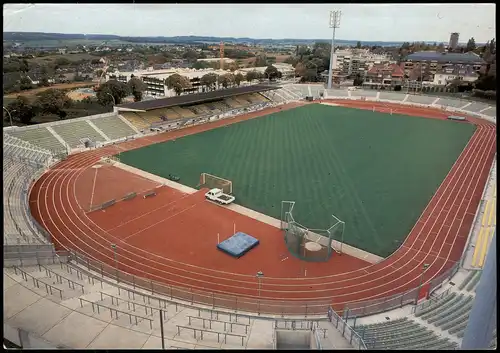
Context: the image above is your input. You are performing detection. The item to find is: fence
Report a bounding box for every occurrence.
[327,307,367,349]
[68,250,332,317]
[343,260,461,317]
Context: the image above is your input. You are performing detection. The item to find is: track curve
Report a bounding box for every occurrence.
[29,102,496,314]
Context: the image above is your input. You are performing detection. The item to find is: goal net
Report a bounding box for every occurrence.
[280,201,345,262]
[199,173,233,194]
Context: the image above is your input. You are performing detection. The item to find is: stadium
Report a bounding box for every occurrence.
[3,84,497,349]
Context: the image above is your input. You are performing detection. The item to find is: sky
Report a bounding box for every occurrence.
[3,3,496,43]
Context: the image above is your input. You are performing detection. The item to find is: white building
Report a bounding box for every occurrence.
[107,64,294,98]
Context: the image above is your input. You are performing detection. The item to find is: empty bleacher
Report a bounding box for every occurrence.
[379,92,406,102]
[483,106,496,118]
[51,120,106,148]
[120,112,150,131]
[7,126,66,153]
[309,85,324,99]
[3,159,47,245]
[325,89,349,98]
[415,291,475,339]
[462,102,490,114]
[352,90,378,98]
[91,115,138,140]
[171,106,197,119]
[355,317,457,350]
[405,94,437,105]
[436,98,469,109]
[225,97,244,109]
[4,134,53,166]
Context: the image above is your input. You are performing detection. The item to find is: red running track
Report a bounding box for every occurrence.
[29,102,496,314]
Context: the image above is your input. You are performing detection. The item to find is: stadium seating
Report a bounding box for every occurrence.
[309,85,324,99]
[225,97,244,109]
[91,115,138,140]
[7,126,66,153]
[325,89,349,98]
[51,120,106,148]
[249,93,269,103]
[483,107,496,118]
[436,98,469,108]
[351,90,378,98]
[120,112,150,131]
[405,94,437,105]
[465,271,482,292]
[378,92,406,101]
[4,134,53,166]
[234,95,251,105]
[3,159,47,245]
[462,102,490,114]
[171,106,197,119]
[458,271,477,291]
[355,317,457,350]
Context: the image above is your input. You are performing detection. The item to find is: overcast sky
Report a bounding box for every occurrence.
[3,3,496,43]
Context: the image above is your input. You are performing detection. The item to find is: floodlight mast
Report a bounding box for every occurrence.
[327,10,342,89]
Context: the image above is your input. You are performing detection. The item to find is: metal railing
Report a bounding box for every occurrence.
[327,307,367,349]
[69,250,331,317]
[343,259,461,317]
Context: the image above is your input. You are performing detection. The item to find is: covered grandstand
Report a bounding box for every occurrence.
[116,84,278,132]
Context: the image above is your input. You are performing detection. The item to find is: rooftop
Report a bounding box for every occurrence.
[406,51,485,64]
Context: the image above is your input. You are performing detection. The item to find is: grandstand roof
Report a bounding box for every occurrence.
[117,84,279,111]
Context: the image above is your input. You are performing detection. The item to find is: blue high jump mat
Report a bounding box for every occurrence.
[217,232,260,258]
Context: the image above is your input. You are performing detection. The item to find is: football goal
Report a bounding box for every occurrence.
[199,173,233,194]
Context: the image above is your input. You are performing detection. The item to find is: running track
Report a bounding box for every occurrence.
[29,101,497,315]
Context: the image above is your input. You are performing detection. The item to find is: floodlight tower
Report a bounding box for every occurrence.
[327,10,342,89]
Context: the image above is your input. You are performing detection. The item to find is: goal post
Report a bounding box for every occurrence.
[199,173,233,194]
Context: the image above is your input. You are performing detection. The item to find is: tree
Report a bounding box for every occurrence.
[34,89,71,120]
[96,80,130,105]
[165,74,192,95]
[218,73,235,89]
[353,74,364,86]
[295,62,307,77]
[254,54,267,67]
[6,96,37,124]
[489,38,496,54]
[234,73,244,87]
[245,70,259,82]
[19,77,33,91]
[437,43,446,53]
[128,77,147,102]
[192,61,212,70]
[264,65,279,80]
[200,73,218,91]
[356,41,362,49]
[466,37,476,52]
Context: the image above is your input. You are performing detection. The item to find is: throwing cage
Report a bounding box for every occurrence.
[280,201,345,262]
[199,173,233,194]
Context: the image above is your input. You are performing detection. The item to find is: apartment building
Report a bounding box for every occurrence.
[333,49,394,78]
[363,63,405,89]
[402,51,484,76]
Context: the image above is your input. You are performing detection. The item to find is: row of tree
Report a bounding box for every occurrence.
[94,64,284,107]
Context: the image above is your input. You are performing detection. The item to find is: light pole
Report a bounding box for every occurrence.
[415,263,430,304]
[256,271,264,315]
[111,243,118,283]
[327,10,342,89]
[256,271,264,297]
[3,106,14,126]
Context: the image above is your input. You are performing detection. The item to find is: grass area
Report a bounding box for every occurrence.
[28,53,96,64]
[119,104,476,257]
[3,82,95,99]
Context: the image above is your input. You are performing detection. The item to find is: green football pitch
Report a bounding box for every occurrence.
[119,104,476,257]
